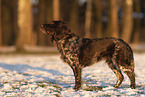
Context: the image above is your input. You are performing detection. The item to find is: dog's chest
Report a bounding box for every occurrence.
[56,36,82,65]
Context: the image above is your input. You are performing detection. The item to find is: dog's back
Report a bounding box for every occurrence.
[79,38,134,67]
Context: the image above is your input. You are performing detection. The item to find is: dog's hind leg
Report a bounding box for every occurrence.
[106,60,124,88]
[124,70,135,89]
[120,62,136,89]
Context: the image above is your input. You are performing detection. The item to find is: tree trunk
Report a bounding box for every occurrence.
[53,0,60,20]
[16,0,33,51]
[121,0,133,43]
[46,0,53,46]
[0,0,2,46]
[12,0,18,46]
[133,0,140,44]
[46,0,53,23]
[37,0,46,46]
[37,0,53,46]
[69,0,79,35]
[85,0,92,38]
[95,0,102,38]
[1,0,13,45]
[107,0,118,38]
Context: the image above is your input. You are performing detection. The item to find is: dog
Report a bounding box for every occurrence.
[40,21,136,90]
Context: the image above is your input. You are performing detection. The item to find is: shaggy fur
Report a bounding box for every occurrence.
[40,21,136,90]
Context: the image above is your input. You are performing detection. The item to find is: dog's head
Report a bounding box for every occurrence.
[40,21,71,41]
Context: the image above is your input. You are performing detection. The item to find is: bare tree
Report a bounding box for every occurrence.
[107,0,118,38]
[121,0,133,43]
[1,0,13,45]
[0,0,2,46]
[53,0,60,20]
[95,0,102,38]
[16,0,33,51]
[12,0,18,46]
[37,0,53,46]
[69,0,79,35]
[85,0,92,38]
[38,0,48,46]
[133,0,140,44]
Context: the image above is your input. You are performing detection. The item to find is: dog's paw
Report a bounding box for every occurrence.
[74,86,81,91]
[113,85,119,88]
[130,85,136,89]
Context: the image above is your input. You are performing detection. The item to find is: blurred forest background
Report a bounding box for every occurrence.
[0,0,145,51]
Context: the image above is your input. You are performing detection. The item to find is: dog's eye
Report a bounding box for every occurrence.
[50,22,55,24]
[58,25,62,27]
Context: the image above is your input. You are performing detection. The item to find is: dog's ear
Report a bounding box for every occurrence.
[54,21,66,28]
[54,22,70,33]
[58,26,71,34]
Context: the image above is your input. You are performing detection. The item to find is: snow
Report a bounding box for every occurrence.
[0,53,145,96]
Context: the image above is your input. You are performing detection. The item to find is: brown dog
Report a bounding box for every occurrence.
[40,21,135,90]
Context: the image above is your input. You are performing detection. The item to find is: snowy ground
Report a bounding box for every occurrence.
[0,53,145,97]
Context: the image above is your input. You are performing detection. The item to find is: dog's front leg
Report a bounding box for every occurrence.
[71,65,82,90]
